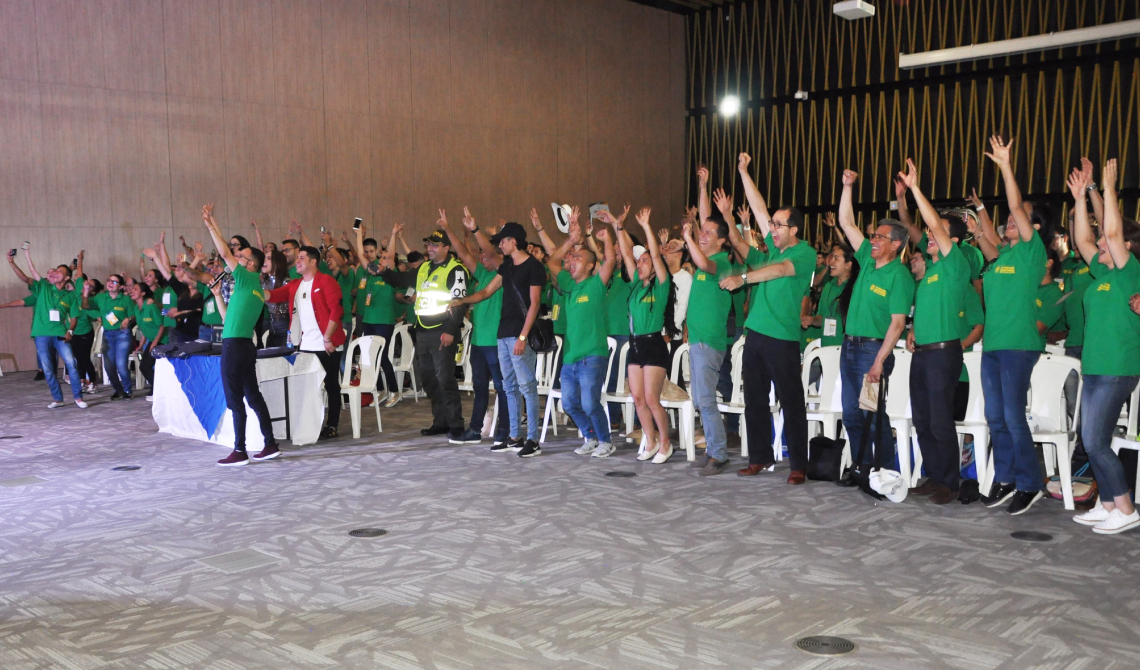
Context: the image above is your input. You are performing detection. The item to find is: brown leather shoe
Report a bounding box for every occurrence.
[909,480,940,496]
[737,463,773,476]
[930,486,958,505]
[787,470,807,485]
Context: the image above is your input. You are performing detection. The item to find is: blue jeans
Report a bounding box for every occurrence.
[1080,374,1139,501]
[103,328,133,395]
[471,345,509,440]
[981,349,1041,492]
[840,338,897,466]
[690,342,728,461]
[561,355,611,444]
[498,338,541,441]
[35,336,81,401]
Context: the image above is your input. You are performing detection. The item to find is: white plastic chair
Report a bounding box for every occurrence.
[600,341,635,440]
[457,322,474,393]
[340,336,385,439]
[804,345,842,440]
[657,343,697,461]
[1110,379,1140,503]
[1030,354,1082,510]
[541,337,616,444]
[716,336,751,459]
[538,336,567,440]
[952,351,991,491]
[837,349,914,483]
[388,322,420,402]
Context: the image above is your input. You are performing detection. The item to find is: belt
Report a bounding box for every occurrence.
[913,339,961,352]
[844,335,884,344]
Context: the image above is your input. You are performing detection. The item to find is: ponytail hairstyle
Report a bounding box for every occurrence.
[835,245,861,323]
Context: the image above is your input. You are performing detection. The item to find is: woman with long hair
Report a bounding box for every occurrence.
[129,282,164,393]
[261,249,290,347]
[82,273,136,400]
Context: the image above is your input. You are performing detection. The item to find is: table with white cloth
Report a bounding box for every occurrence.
[151,353,326,448]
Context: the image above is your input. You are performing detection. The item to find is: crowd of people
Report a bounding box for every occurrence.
[6,135,1140,536]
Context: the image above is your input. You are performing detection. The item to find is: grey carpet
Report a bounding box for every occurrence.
[0,371,1137,669]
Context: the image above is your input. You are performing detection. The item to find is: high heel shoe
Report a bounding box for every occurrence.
[651,443,673,464]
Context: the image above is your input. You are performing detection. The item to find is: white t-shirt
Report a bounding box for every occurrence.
[295,278,323,351]
[670,269,692,332]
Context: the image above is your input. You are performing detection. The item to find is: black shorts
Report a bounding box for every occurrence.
[627,333,670,369]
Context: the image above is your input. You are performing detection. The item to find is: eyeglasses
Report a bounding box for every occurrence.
[870,233,893,242]
[769,221,790,230]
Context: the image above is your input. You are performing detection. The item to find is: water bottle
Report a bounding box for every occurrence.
[286,330,294,350]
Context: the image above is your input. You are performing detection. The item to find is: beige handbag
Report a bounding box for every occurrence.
[661,379,689,402]
[858,373,880,411]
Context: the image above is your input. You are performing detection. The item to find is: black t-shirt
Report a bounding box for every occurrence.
[497,255,547,339]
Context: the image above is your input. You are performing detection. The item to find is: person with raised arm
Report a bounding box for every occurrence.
[972,136,1049,513]
[528,209,569,357]
[129,282,165,393]
[381,221,470,444]
[546,213,618,459]
[1065,161,1140,534]
[351,222,400,407]
[718,164,816,483]
[898,158,972,504]
[603,207,674,463]
[834,169,915,481]
[2,249,87,408]
[201,203,278,466]
[82,270,138,400]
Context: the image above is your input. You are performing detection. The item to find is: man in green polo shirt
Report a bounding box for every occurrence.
[725,154,817,483]
[836,169,915,476]
[203,203,278,467]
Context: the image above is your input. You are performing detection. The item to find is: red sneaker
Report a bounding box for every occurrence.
[252,442,280,461]
[217,450,249,467]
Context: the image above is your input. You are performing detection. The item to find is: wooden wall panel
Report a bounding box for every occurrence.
[102,0,167,93]
[0,0,686,370]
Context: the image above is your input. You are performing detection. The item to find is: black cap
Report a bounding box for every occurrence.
[423,230,450,246]
[490,222,527,246]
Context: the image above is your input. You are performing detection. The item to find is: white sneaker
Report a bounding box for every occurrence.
[1093,508,1140,535]
[75,399,88,409]
[48,401,64,409]
[575,439,598,455]
[1073,501,1109,526]
[591,442,616,458]
[651,443,674,464]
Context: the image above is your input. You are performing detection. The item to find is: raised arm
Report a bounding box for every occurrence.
[636,207,668,283]
[461,206,500,271]
[984,135,1034,243]
[1101,159,1130,269]
[837,169,865,251]
[251,220,265,252]
[202,203,239,272]
[894,174,921,245]
[75,249,85,282]
[528,207,557,257]
[697,166,711,225]
[714,188,751,261]
[546,223,579,282]
[438,209,477,272]
[1066,165,1098,265]
[597,208,636,280]
[966,186,1000,250]
[737,153,772,237]
[900,158,952,257]
[24,245,41,282]
[682,220,717,275]
[595,226,617,285]
[736,204,757,248]
[156,232,172,275]
[210,282,227,322]
[291,220,313,248]
[7,251,32,286]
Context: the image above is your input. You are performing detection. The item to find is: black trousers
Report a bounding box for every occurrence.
[220,338,274,451]
[910,345,964,491]
[415,327,464,431]
[140,346,156,388]
[743,330,809,469]
[305,348,343,429]
[70,331,97,383]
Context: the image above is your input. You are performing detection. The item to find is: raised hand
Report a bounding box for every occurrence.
[1103,158,1118,193]
[682,220,693,240]
[142,247,157,259]
[736,204,751,225]
[898,158,918,189]
[528,208,542,231]
[984,135,1012,166]
[595,226,611,244]
[712,188,734,219]
[462,206,477,231]
[569,205,581,227]
[823,212,837,228]
[1081,157,1095,182]
[202,202,214,221]
[615,204,631,227]
[738,152,751,173]
[663,238,684,254]
[77,249,85,261]
[842,170,858,186]
[392,222,405,237]
[893,174,907,200]
[595,209,618,226]
[437,208,448,229]
[322,230,335,246]
[1066,167,1089,200]
[290,219,302,236]
[251,220,259,229]
[697,166,709,186]
[568,221,584,246]
[635,207,652,228]
[657,226,670,247]
[966,187,983,209]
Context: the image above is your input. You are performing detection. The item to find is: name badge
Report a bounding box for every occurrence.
[823,318,837,337]
[49,309,61,322]
[206,301,215,314]
[359,278,367,289]
[106,312,119,325]
[162,293,171,305]
[365,294,372,306]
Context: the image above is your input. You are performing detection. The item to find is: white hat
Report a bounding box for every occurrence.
[551,203,573,233]
[632,245,648,261]
[869,470,908,503]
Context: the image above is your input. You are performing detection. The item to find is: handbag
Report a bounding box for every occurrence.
[844,375,907,502]
[507,279,556,353]
[807,435,846,481]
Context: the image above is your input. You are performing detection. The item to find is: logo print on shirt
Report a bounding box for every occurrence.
[869,284,887,297]
[994,266,1015,274]
[926,274,939,284]
[576,295,590,303]
[1097,283,1111,292]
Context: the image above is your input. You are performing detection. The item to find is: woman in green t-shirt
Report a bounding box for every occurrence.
[1034,248,1066,350]
[82,274,137,399]
[1067,160,1140,534]
[129,282,165,393]
[804,242,858,348]
[606,207,674,464]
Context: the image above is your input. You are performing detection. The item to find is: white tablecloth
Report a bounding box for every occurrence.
[151,354,326,448]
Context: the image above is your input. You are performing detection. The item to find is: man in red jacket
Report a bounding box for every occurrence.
[265,246,346,440]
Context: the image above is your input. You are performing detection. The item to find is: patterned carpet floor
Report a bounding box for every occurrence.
[1,371,1138,669]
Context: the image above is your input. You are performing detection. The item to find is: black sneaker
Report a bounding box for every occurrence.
[110,392,124,401]
[319,425,338,440]
[983,483,1016,508]
[518,440,541,458]
[420,425,449,436]
[455,429,482,444]
[490,439,515,453]
[507,436,525,452]
[34,371,45,381]
[1008,490,1046,516]
[122,393,133,400]
[447,429,466,445]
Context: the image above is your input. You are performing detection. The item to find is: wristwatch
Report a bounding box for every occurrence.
[740,272,748,284]
[519,334,527,342]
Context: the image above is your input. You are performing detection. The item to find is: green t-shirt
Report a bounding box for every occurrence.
[89,292,136,332]
[25,280,75,338]
[1060,252,1093,347]
[743,235,817,342]
[471,265,503,347]
[913,243,969,346]
[334,269,354,323]
[558,270,608,364]
[628,271,671,336]
[961,242,985,281]
[816,277,847,347]
[1035,281,1066,351]
[729,260,747,326]
[221,266,265,339]
[551,289,567,336]
[982,232,1047,352]
[353,266,369,315]
[844,240,915,339]
[605,273,632,337]
[958,283,985,382]
[686,251,733,350]
[1083,255,1140,376]
[136,300,165,343]
[361,272,397,325]
[69,276,94,336]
